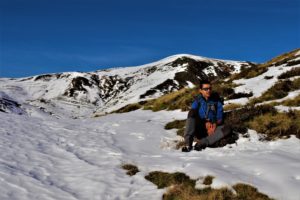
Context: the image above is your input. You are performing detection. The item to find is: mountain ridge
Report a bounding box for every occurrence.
[0,53,253,118]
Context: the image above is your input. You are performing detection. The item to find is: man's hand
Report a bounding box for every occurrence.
[206,122,216,135]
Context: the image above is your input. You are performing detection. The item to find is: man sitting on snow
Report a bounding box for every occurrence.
[182,80,231,152]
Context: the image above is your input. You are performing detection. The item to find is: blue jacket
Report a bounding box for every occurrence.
[191,95,223,123]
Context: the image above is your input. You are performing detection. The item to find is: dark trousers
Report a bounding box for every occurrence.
[184,109,231,148]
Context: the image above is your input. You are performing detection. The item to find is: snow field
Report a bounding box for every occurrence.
[1,109,300,200]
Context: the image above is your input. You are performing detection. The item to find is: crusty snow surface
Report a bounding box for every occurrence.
[1,109,300,200]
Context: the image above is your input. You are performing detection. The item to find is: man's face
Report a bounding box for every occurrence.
[199,83,212,99]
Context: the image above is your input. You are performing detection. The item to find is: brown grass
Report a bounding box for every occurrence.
[267,94,300,107]
[143,88,197,112]
[224,104,277,133]
[203,176,214,185]
[175,140,186,149]
[229,48,300,82]
[233,183,275,200]
[165,120,186,137]
[224,103,243,111]
[260,48,300,68]
[281,94,300,106]
[247,110,300,140]
[250,78,300,105]
[122,164,140,176]
[145,171,196,189]
[145,171,274,200]
[278,67,300,79]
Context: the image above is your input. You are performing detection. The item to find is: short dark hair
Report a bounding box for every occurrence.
[199,80,211,89]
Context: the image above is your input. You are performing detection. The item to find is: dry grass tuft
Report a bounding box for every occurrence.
[278,67,300,79]
[143,88,197,112]
[145,171,274,200]
[281,94,300,107]
[260,48,300,68]
[233,183,274,200]
[164,120,186,137]
[229,48,300,82]
[250,78,300,105]
[145,171,196,189]
[247,110,300,140]
[203,176,214,185]
[113,101,149,113]
[122,164,140,176]
[224,103,243,111]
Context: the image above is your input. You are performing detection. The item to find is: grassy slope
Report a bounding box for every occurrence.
[113,48,300,140]
[118,50,300,199]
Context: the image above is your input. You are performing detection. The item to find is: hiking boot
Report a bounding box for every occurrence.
[181,146,192,152]
[194,143,207,151]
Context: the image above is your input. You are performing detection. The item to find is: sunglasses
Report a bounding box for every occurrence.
[202,87,212,91]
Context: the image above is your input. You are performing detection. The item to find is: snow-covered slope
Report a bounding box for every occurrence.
[0,109,299,200]
[0,91,25,114]
[1,50,300,200]
[226,49,300,105]
[0,54,251,118]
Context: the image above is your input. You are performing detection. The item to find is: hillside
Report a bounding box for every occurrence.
[0,49,300,200]
[0,54,252,118]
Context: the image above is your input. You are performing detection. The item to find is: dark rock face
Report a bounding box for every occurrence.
[97,75,132,101]
[227,92,253,100]
[64,77,92,97]
[139,57,247,99]
[26,55,251,108]
[0,97,24,114]
[34,74,62,81]
[140,79,179,99]
[62,74,132,104]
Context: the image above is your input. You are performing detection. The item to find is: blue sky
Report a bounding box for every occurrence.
[1,0,300,78]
